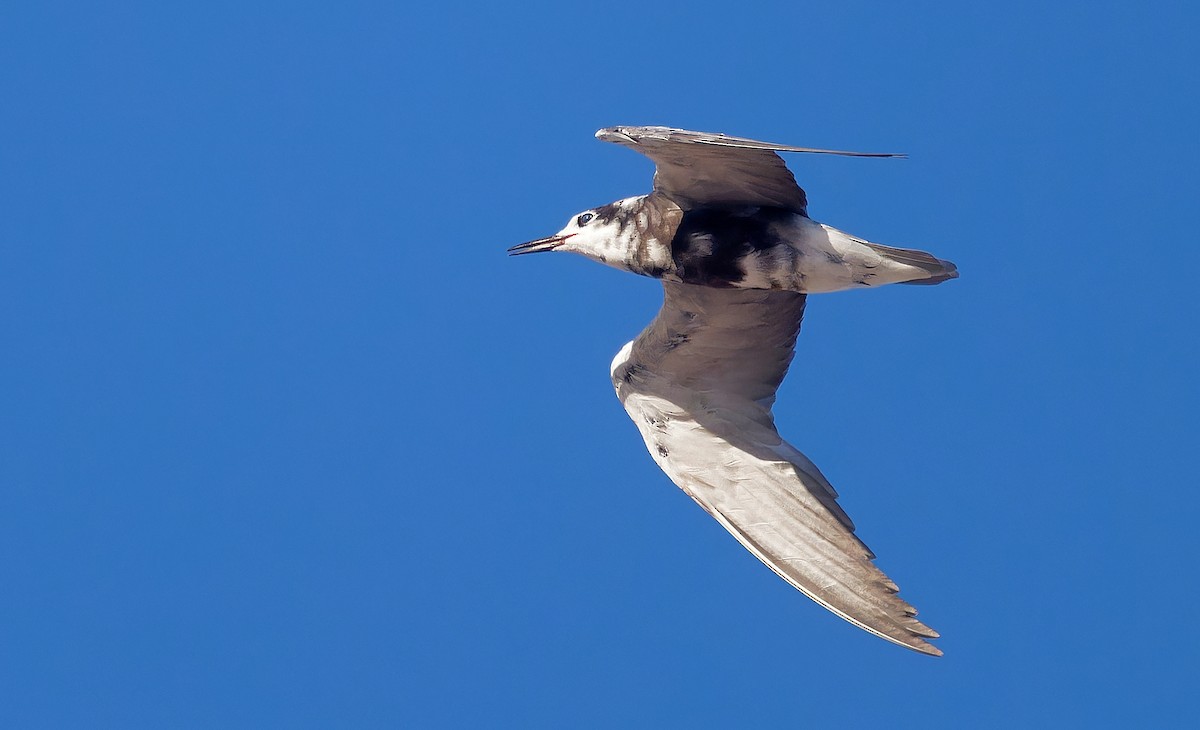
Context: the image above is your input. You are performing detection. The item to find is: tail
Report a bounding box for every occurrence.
[863,241,959,285]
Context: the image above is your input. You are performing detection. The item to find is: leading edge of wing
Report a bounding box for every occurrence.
[596,126,907,159]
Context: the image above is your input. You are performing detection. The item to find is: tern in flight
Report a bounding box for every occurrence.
[509,126,956,656]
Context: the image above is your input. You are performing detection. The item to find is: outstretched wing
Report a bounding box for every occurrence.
[596,126,903,214]
[611,281,941,656]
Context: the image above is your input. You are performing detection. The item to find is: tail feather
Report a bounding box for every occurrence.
[863,241,959,285]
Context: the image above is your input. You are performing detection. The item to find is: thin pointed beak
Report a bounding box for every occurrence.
[507,233,575,256]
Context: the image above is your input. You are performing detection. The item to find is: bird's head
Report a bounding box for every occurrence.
[508,195,665,272]
[507,206,619,261]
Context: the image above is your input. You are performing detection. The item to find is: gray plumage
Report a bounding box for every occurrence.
[611,282,941,655]
[597,126,903,213]
[511,126,955,656]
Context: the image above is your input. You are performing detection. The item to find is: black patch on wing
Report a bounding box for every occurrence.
[669,207,791,287]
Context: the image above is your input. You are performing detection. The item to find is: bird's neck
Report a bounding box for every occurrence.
[589,192,683,280]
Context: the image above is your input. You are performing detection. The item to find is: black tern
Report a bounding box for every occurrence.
[510,126,956,656]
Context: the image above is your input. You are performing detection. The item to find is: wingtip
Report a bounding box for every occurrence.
[596,126,639,145]
[900,619,943,656]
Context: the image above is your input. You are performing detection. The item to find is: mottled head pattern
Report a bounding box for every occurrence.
[546,193,682,278]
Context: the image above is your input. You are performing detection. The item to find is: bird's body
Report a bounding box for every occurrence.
[510,126,957,656]
[563,192,956,292]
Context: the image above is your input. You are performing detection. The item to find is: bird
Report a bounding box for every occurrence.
[509,126,956,656]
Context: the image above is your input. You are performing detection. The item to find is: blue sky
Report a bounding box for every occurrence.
[2,1,1197,726]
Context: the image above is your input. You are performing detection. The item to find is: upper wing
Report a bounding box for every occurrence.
[611,281,941,656]
[596,126,904,213]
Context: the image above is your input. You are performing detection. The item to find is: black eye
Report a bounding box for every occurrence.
[577,213,594,226]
